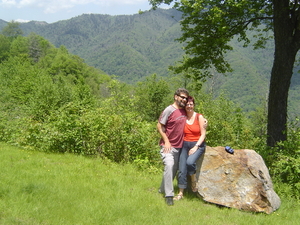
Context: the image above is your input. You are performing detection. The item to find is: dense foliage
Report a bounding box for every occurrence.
[0,28,162,167]
[149,1,300,148]
[1,9,299,121]
[0,23,299,199]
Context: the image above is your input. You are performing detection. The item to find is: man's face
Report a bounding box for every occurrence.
[175,93,188,108]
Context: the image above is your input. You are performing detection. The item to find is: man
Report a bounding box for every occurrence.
[157,88,189,206]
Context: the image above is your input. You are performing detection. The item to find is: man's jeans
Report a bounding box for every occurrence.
[178,141,206,189]
[159,147,180,197]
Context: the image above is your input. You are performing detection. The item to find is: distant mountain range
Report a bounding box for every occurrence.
[1,9,299,117]
[15,9,183,84]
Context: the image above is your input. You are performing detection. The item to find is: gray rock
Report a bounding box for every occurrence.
[195,146,281,214]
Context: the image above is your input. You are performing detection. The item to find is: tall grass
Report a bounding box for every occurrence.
[0,143,299,225]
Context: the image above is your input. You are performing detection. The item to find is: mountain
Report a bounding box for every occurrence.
[17,9,184,83]
[1,9,299,117]
[0,19,7,28]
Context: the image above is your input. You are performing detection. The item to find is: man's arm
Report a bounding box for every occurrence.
[157,122,172,153]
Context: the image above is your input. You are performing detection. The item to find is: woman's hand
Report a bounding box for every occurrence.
[188,146,198,155]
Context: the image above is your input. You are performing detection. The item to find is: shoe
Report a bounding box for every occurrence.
[225,146,234,154]
[165,196,174,206]
[173,194,183,201]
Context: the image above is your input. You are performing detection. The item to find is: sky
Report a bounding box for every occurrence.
[0,0,170,23]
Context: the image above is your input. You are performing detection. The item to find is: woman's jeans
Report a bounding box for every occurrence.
[178,141,206,189]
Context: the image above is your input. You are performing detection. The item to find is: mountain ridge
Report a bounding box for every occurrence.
[15,9,183,83]
[0,9,299,117]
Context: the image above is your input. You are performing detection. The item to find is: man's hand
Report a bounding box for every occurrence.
[163,142,172,153]
[203,118,208,129]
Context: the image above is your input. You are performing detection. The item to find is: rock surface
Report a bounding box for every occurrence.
[195,146,281,214]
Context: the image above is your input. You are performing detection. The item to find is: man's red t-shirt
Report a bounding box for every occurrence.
[159,105,187,148]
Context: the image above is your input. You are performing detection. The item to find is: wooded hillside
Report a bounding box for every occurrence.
[18,9,183,84]
[0,9,299,117]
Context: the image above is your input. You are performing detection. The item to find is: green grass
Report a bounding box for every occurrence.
[0,143,299,225]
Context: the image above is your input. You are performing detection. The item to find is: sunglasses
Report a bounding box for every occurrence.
[177,95,188,100]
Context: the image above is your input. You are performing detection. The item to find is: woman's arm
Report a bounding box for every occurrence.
[196,114,206,146]
[188,114,206,155]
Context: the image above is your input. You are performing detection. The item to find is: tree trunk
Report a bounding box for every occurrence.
[267,0,299,147]
[267,53,295,147]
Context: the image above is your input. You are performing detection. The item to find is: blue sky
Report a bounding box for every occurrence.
[0,0,171,23]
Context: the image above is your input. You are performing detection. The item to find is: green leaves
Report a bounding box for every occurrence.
[0,35,10,61]
[149,0,273,77]
[1,21,23,39]
[135,74,171,122]
[0,32,160,163]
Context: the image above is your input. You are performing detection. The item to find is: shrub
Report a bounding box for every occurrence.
[268,118,300,199]
[194,92,262,149]
[8,104,160,164]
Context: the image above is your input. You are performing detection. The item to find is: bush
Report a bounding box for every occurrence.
[193,92,262,149]
[7,103,160,164]
[268,118,300,199]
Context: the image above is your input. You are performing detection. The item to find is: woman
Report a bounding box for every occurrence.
[174,96,206,200]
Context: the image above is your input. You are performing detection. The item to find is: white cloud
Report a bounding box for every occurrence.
[0,0,148,13]
[0,0,17,6]
[15,18,30,23]
[19,0,34,6]
[0,0,154,22]
[1,0,149,13]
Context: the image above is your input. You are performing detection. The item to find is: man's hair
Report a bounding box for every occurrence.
[174,88,189,97]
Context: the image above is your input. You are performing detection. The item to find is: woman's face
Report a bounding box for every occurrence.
[185,101,194,112]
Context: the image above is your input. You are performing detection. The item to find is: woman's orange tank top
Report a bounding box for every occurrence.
[183,113,202,142]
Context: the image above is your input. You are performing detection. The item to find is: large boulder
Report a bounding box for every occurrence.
[195,146,281,214]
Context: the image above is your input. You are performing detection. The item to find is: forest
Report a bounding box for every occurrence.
[0,8,299,118]
[0,16,299,201]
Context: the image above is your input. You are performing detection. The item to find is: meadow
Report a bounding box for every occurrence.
[0,142,299,225]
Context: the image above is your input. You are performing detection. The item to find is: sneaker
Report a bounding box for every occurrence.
[165,196,174,206]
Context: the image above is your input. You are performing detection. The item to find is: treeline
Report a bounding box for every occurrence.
[1,9,296,119]
[0,25,299,199]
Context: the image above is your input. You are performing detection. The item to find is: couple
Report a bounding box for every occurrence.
[157,88,207,206]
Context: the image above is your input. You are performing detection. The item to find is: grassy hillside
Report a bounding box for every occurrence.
[1,142,300,224]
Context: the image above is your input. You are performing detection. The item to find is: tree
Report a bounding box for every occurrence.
[1,21,23,38]
[149,0,300,147]
[135,74,171,121]
[0,35,10,61]
[28,33,52,63]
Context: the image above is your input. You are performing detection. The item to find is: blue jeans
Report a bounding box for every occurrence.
[178,141,206,189]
